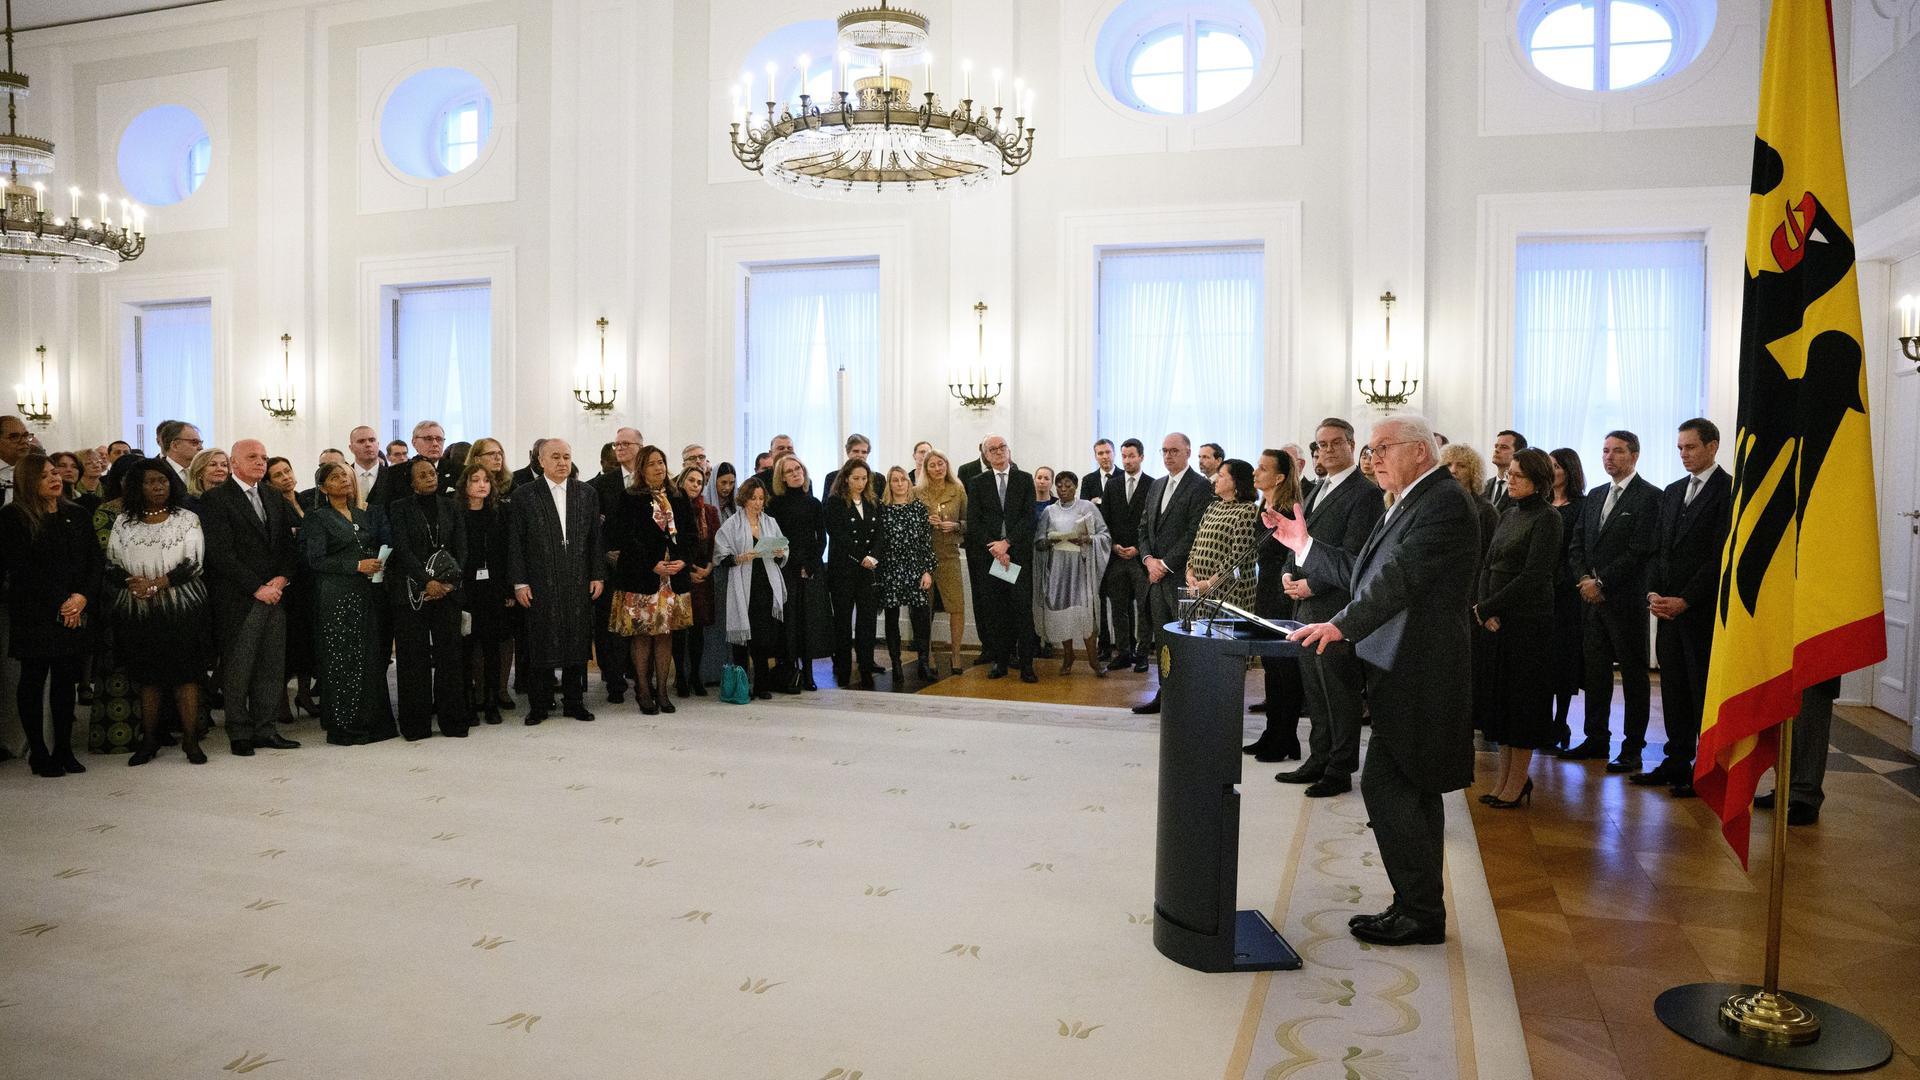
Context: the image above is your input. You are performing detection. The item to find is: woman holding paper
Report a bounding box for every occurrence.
[302,461,388,745]
[712,476,788,699]
[1032,471,1111,675]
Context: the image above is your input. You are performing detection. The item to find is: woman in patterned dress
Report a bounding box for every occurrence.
[107,457,216,766]
[301,462,388,745]
[607,445,696,715]
[913,449,968,676]
[1185,459,1261,610]
[875,466,938,684]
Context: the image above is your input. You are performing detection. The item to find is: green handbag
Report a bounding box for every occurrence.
[720,664,751,704]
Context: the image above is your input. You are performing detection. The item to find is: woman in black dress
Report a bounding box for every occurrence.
[2,454,104,776]
[302,462,388,745]
[673,466,719,697]
[457,463,512,725]
[766,453,826,691]
[607,446,696,715]
[267,456,319,720]
[824,459,885,690]
[106,457,216,766]
[1473,448,1564,808]
[387,457,469,739]
[1547,448,1587,749]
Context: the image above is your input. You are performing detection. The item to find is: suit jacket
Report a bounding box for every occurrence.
[1085,466,1121,514]
[1645,467,1732,629]
[1303,467,1481,792]
[1101,470,1155,549]
[606,488,698,595]
[1483,475,1514,513]
[199,478,299,643]
[368,458,445,509]
[1289,472,1386,623]
[824,495,886,586]
[507,477,605,665]
[1139,469,1212,577]
[1567,474,1662,606]
[956,458,988,487]
[964,467,1037,570]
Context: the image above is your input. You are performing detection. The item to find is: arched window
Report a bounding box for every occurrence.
[1521,0,1709,92]
[378,67,495,180]
[185,136,211,195]
[1121,17,1257,114]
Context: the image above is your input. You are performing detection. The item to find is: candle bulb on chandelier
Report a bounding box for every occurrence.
[120,198,130,232]
[68,186,80,219]
[33,181,45,213]
[765,61,777,104]
[924,52,933,97]
[837,50,848,96]
[1902,295,1918,338]
[962,59,973,100]
[797,53,811,101]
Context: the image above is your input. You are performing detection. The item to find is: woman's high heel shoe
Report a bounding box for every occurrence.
[182,737,208,765]
[1486,778,1533,809]
[656,688,677,715]
[127,736,158,767]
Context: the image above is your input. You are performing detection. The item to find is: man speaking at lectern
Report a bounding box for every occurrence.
[1267,413,1479,946]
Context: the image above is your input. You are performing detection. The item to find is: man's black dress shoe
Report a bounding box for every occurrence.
[607,689,625,705]
[1605,755,1642,774]
[1349,905,1397,929]
[1558,740,1609,760]
[1304,776,1351,798]
[1249,700,1267,714]
[1350,911,1445,946]
[1254,741,1301,763]
[1752,790,1776,809]
[1132,659,1150,673]
[1786,803,1819,826]
[1020,667,1038,684]
[524,711,547,726]
[255,734,301,750]
[1274,766,1323,784]
[1627,766,1673,786]
[1131,696,1160,715]
[988,663,1008,679]
[566,707,596,722]
[1668,781,1695,798]
[229,741,255,757]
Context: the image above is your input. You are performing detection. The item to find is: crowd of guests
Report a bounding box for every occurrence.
[0,409,1832,830]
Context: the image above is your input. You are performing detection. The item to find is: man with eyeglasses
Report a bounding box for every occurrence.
[369,421,447,508]
[591,429,643,704]
[1131,432,1213,715]
[1269,414,1480,947]
[158,420,203,487]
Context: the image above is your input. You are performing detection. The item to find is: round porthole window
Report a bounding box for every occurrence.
[378,67,495,180]
[1095,1,1266,117]
[117,105,211,206]
[1518,0,1715,92]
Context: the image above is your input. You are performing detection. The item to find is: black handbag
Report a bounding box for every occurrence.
[408,500,463,609]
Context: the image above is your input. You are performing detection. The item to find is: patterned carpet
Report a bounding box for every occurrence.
[0,693,1526,1080]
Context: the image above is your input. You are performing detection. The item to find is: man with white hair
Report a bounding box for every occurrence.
[200,438,301,754]
[1271,414,1479,947]
[510,439,606,723]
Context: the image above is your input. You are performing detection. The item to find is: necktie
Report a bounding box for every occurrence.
[1684,476,1702,506]
[1126,474,1136,503]
[996,471,1006,506]
[1493,478,1506,502]
[1601,483,1623,524]
[1304,482,1320,515]
[247,486,264,522]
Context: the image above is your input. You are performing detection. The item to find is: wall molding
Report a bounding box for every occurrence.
[1057,201,1303,452]
[354,246,518,439]
[100,268,234,445]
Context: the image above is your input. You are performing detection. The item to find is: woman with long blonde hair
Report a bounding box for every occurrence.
[913,448,968,675]
[466,437,514,498]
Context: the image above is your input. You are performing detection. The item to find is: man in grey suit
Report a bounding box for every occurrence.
[1273,413,1480,946]
[1276,418,1385,797]
[1132,432,1213,715]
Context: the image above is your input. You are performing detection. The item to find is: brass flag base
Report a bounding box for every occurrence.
[1655,983,1892,1072]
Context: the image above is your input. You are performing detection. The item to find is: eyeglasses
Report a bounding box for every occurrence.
[1,431,30,441]
[1366,439,1418,457]
[417,435,445,444]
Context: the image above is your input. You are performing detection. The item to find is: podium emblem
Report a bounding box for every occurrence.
[1158,644,1172,680]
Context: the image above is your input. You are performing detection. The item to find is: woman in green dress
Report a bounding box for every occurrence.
[301,462,388,745]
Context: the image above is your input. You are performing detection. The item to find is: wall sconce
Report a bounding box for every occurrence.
[1356,291,1419,409]
[15,345,53,427]
[260,333,298,422]
[948,300,1003,410]
[575,316,618,416]
[1899,295,1918,371]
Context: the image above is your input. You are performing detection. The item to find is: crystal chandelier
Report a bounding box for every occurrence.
[728,1,1036,200]
[0,0,145,272]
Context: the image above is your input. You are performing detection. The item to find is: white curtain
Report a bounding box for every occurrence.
[1513,237,1705,488]
[744,262,880,474]
[395,284,492,444]
[137,301,215,449]
[1096,248,1263,462]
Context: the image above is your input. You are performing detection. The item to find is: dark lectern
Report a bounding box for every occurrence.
[1153,615,1305,973]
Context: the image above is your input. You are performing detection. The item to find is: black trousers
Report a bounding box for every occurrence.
[1361,734,1448,925]
[1653,616,1712,772]
[884,605,933,660]
[394,597,467,737]
[594,587,630,693]
[1302,649,1367,779]
[1252,654,1306,751]
[672,627,705,690]
[16,656,84,759]
[1581,598,1651,752]
[830,575,881,680]
[1103,557,1150,658]
[732,640,781,695]
[530,664,587,712]
[968,557,1034,667]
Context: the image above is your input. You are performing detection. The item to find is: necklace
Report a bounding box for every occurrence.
[141,508,168,519]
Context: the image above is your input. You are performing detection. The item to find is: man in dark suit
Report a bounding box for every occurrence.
[589,428,642,703]
[1483,430,1526,511]
[1631,418,1731,797]
[347,425,385,509]
[512,439,546,490]
[1273,414,1480,946]
[753,434,801,494]
[820,433,872,500]
[1132,432,1213,714]
[509,439,606,723]
[200,439,301,755]
[1561,429,1663,771]
[1101,439,1154,674]
[1085,439,1122,660]
[955,443,990,487]
[369,421,447,508]
[964,433,1038,683]
[1275,418,1386,795]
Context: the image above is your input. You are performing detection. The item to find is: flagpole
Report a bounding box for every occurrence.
[1717,713,1820,1044]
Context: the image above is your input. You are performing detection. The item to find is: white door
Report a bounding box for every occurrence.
[1870,254,1919,753]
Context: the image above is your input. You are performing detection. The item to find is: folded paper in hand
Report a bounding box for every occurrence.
[752,535,788,556]
[989,560,1022,583]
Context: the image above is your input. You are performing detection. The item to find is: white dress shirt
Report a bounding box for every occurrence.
[1308,462,1358,512]
[1295,463,1444,567]
[1159,467,1190,513]
[354,462,380,506]
[548,476,569,544]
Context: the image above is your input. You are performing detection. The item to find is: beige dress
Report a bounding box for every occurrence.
[918,482,967,617]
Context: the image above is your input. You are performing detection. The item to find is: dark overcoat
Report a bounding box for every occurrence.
[507,477,604,666]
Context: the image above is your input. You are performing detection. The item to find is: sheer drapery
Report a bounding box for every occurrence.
[1096,248,1263,461]
[743,261,880,473]
[394,284,492,444]
[1513,237,1705,487]
[135,301,215,450]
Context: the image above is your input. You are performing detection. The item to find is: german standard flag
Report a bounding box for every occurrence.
[1696,0,1885,867]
